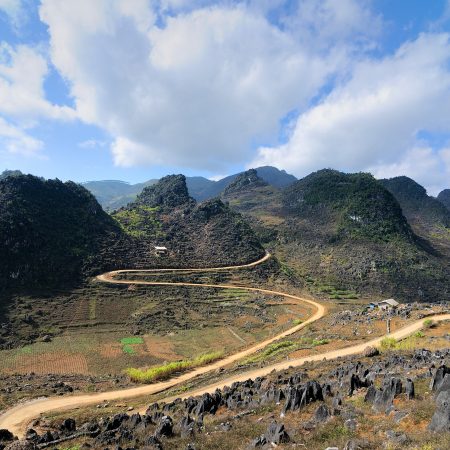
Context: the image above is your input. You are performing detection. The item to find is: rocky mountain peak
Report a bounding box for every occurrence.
[136,174,193,209]
[223,169,268,196]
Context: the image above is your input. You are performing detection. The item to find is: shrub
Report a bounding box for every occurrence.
[379,337,397,350]
[293,318,303,325]
[126,351,223,383]
[423,319,434,329]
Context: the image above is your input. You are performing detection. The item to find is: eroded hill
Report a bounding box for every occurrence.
[111,174,265,269]
[221,169,450,302]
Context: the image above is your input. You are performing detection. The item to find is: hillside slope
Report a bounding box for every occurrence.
[438,189,450,211]
[381,176,450,257]
[0,174,122,293]
[223,169,449,302]
[111,174,265,269]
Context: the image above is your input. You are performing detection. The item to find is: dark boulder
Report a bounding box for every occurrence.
[177,415,195,438]
[145,435,163,450]
[430,365,450,392]
[363,346,379,357]
[24,430,37,442]
[364,385,377,403]
[429,390,450,432]
[0,430,14,443]
[265,422,290,444]
[372,378,402,412]
[155,415,173,438]
[249,435,268,448]
[405,379,415,400]
[60,418,76,433]
[314,404,331,423]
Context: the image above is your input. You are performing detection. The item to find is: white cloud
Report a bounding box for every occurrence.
[0,42,76,121]
[0,116,43,156]
[369,147,450,196]
[41,0,378,170]
[251,33,450,192]
[0,0,24,27]
[78,139,108,149]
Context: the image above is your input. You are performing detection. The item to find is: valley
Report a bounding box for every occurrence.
[0,168,449,450]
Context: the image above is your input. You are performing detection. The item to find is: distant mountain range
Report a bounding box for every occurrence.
[81,166,297,210]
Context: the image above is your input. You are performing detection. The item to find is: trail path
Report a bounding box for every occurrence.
[1,252,448,437]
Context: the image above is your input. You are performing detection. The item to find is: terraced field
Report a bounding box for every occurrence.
[0,258,310,376]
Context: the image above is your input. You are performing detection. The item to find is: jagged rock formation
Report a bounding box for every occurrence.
[111,175,265,269]
[381,176,450,258]
[0,174,264,295]
[10,350,450,449]
[437,189,450,211]
[285,170,414,240]
[223,169,268,196]
[135,175,194,209]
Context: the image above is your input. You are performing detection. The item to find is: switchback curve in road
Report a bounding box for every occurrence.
[0,252,325,436]
[1,252,448,438]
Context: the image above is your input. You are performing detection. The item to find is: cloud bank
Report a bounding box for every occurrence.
[0,0,449,192]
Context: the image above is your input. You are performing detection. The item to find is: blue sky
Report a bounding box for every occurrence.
[0,0,450,193]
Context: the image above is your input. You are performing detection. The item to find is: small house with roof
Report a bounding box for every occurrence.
[154,246,168,256]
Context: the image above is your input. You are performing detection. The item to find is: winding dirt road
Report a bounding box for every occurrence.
[1,253,448,437]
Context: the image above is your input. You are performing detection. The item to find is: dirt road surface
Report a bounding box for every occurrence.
[1,252,447,437]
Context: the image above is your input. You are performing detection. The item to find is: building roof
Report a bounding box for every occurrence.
[154,246,167,250]
[379,298,399,307]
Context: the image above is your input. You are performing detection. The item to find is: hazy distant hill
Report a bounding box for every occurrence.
[82,179,158,211]
[82,166,296,209]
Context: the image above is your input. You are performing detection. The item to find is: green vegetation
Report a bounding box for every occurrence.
[283,169,413,242]
[0,174,121,291]
[292,318,303,325]
[315,421,352,443]
[379,333,425,352]
[120,337,144,354]
[314,282,359,300]
[126,351,223,383]
[379,337,397,350]
[113,205,162,238]
[424,319,435,328]
[120,337,144,345]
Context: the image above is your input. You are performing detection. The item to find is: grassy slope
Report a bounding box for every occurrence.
[224,169,450,302]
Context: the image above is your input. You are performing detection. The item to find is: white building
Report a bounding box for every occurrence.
[377,298,399,310]
[154,246,168,256]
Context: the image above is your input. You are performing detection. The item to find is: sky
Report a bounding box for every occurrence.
[0,1,450,194]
